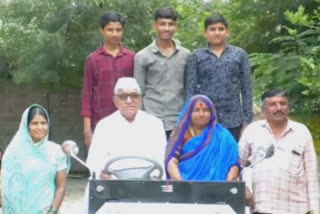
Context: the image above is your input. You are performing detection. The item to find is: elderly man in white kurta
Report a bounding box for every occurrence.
[86,77,167,180]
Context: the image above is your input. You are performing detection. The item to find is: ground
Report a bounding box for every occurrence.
[60,176,87,213]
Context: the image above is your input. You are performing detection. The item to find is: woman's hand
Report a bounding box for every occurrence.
[226,165,240,181]
[49,170,67,214]
[168,158,183,181]
[47,208,58,214]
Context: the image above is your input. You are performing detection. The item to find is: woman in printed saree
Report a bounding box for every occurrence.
[1,104,68,214]
[165,95,240,181]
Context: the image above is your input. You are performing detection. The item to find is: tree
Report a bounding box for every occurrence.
[0,0,318,98]
[0,0,174,89]
[251,2,320,114]
[250,1,320,153]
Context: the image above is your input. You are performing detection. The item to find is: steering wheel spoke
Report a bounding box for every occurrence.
[103,156,163,180]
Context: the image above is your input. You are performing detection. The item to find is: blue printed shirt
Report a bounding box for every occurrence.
[186,44,253,128]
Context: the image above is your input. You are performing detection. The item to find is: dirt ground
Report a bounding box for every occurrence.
[60,176,88,213]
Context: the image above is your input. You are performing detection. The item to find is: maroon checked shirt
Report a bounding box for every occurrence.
[81,45,135,129]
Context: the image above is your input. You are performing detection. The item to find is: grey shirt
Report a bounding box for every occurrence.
[134,40,190,131]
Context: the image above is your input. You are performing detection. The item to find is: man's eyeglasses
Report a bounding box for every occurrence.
[115,93,141,101]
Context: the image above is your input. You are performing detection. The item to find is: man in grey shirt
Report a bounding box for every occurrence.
[134,7,190,138]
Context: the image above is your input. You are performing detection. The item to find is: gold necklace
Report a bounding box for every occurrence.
[189,127,197,136]
[189,127,205,136]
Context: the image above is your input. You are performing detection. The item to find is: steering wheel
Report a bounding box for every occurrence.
[103,156,163,180]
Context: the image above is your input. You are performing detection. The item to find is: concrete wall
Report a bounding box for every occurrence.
[0,81,86,172]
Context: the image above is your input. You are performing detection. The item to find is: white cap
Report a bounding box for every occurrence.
[114,77,141,95]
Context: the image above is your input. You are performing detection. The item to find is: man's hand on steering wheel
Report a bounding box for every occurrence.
[100,171,112,180]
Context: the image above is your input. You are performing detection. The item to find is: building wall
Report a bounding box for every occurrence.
[0,81,86,172]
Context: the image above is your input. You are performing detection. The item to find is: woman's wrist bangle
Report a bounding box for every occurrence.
[49,208,58,214]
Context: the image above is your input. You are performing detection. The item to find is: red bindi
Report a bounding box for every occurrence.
[199,102,205,108]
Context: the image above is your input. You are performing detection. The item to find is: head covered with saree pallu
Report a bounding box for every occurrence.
[1,104,68,214]
[165,95,239,181]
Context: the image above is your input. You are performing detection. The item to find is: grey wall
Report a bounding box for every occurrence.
[0,81,86,172]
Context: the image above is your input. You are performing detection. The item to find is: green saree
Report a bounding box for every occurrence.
[1,104,68,214]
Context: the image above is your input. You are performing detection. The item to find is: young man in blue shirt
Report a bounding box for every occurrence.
[186,14,253,141]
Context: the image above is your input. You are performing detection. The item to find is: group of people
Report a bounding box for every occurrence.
[86,77,319,214]
[81,8,252,144]
[0,6,318,214]
[81,7,319,214]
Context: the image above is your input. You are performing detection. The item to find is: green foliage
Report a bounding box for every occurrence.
[214,0,318,53]
[251,2,320,114]
[173,0,317,53]
[0,0,175,90]
[1,0,319,153]
[0,0,93,90]
[291,113,320,154]
[0,0,319,120]
[174,0,212,50]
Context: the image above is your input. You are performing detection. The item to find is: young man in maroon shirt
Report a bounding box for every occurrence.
[81,12,134,148]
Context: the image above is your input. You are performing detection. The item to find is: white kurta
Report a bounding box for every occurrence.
[86,110,167,179]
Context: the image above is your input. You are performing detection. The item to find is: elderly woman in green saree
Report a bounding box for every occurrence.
[1,104,68,214]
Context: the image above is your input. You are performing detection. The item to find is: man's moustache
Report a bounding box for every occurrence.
[273,111,284,115]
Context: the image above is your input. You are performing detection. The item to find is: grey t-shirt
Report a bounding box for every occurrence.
[134,40,190,131]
